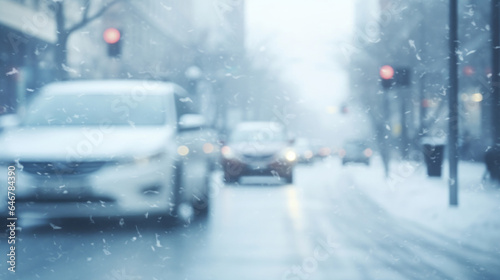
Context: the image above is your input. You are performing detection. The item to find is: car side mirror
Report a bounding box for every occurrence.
[0,114,20,132]
[178,114,206,132]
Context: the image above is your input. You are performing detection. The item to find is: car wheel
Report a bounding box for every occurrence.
[192,163,211,217]
[224,172,239,184]
[284,173,294,184]
[172,162,194,223]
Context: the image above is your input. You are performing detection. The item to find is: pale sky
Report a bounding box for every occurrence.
[246,0,355,108]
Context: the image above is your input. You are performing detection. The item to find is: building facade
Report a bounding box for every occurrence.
[0,0,246,130]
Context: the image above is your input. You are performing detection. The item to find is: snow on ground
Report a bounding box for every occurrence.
[342,156,500,251]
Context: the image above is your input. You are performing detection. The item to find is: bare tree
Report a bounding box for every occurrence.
[54,0,121,80]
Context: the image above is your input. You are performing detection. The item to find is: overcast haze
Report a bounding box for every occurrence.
[246,0,355,111]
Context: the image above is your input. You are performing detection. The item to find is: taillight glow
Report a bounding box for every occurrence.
[203,143,214,154]
[338,149,346,158]
[364,148,373,157]
[319,147,331,156]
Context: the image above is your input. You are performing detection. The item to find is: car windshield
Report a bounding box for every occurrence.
[344,142,366,150]
[22,94,167,126]
[230,128,287,143]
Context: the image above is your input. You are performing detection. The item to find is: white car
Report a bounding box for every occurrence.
[221,122,297,183]
[0,80,216,221]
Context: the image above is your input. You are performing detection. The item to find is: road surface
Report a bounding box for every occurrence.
[3,158,499,280]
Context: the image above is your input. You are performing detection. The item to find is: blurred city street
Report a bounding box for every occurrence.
[2,1,500,279]
[7,158,500,280]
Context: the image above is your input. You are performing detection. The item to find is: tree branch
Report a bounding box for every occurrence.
[66,0,121,34]
[82,0,91,22]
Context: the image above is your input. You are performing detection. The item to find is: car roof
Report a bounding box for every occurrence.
[234,121,285,131]
[40,80,180,95]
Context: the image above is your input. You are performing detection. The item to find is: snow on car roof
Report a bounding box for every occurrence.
[40,80,178,95]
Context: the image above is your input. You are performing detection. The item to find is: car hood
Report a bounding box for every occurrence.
[0,126,174,161]
[230,141,288,156]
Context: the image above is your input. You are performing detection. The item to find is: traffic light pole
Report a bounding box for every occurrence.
[382,88,390,178]
[419,74,426,136]
[379,66,394,178]
[448,0,459,206]
[401,87,409,159]
[492,0,500,146]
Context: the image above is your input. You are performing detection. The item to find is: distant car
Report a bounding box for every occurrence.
[317,146,332,158]
[294,138,315,163]
[310,140,331,158]
[221,122,296,183]
[338,141,373,165]
[0,80,216,221]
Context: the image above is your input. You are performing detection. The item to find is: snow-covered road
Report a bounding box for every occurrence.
[7,157,500,280]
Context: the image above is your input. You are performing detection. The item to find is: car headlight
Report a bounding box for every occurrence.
[283,149,297,162]
[177,145,189,156]
[221,146,236,159]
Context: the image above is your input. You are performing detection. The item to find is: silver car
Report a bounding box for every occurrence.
[0,80,215,221]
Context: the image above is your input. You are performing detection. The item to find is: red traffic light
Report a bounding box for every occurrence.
[463,65,474,76]
[103,28,120,44]
[380,65,394,80]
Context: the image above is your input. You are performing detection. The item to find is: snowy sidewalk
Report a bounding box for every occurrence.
[347,157,500,251]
